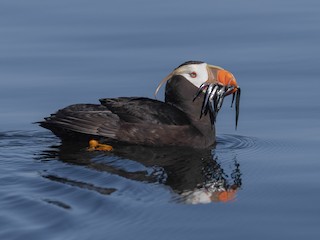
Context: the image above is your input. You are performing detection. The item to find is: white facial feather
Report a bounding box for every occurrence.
[175,63,208,88]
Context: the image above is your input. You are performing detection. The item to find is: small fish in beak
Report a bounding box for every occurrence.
[194,66,241,129]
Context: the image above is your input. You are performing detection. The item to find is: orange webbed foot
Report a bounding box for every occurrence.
[87,140,113,152]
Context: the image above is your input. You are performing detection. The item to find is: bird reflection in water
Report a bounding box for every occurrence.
[39,141,242,204]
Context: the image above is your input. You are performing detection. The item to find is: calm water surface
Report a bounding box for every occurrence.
[1,0,320,239]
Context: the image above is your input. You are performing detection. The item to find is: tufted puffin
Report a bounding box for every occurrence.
[39,61,240,149]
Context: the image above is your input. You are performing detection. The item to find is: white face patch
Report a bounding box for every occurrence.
[175,63,209,88]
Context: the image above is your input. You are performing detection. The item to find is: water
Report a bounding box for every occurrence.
[1,0,320,239]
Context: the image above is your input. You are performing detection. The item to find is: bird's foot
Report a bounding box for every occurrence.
[87,139,113,151]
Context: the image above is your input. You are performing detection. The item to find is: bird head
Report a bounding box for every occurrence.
[155,61,239,97]
[155,61,241,128]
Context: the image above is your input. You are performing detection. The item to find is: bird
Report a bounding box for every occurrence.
[39,61,240,149]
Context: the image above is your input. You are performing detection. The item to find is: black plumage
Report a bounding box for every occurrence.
[175,60,204,69]
[39,63,218,148]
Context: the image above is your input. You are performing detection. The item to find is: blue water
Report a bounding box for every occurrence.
[1,0,320,239]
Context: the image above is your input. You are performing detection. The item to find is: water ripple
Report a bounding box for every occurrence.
[216,134,293,157]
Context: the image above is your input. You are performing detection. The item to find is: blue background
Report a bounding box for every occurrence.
[1,0,319,239]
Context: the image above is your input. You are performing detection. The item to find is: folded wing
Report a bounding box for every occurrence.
[39,97,200,146]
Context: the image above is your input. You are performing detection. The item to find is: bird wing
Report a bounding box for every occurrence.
[99,97,191,125]
[39,104,120,137]
[39,98,198,146]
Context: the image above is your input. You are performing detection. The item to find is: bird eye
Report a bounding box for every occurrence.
[190,72,197,78]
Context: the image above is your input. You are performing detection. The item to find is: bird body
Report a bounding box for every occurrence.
[39,61,240,149]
